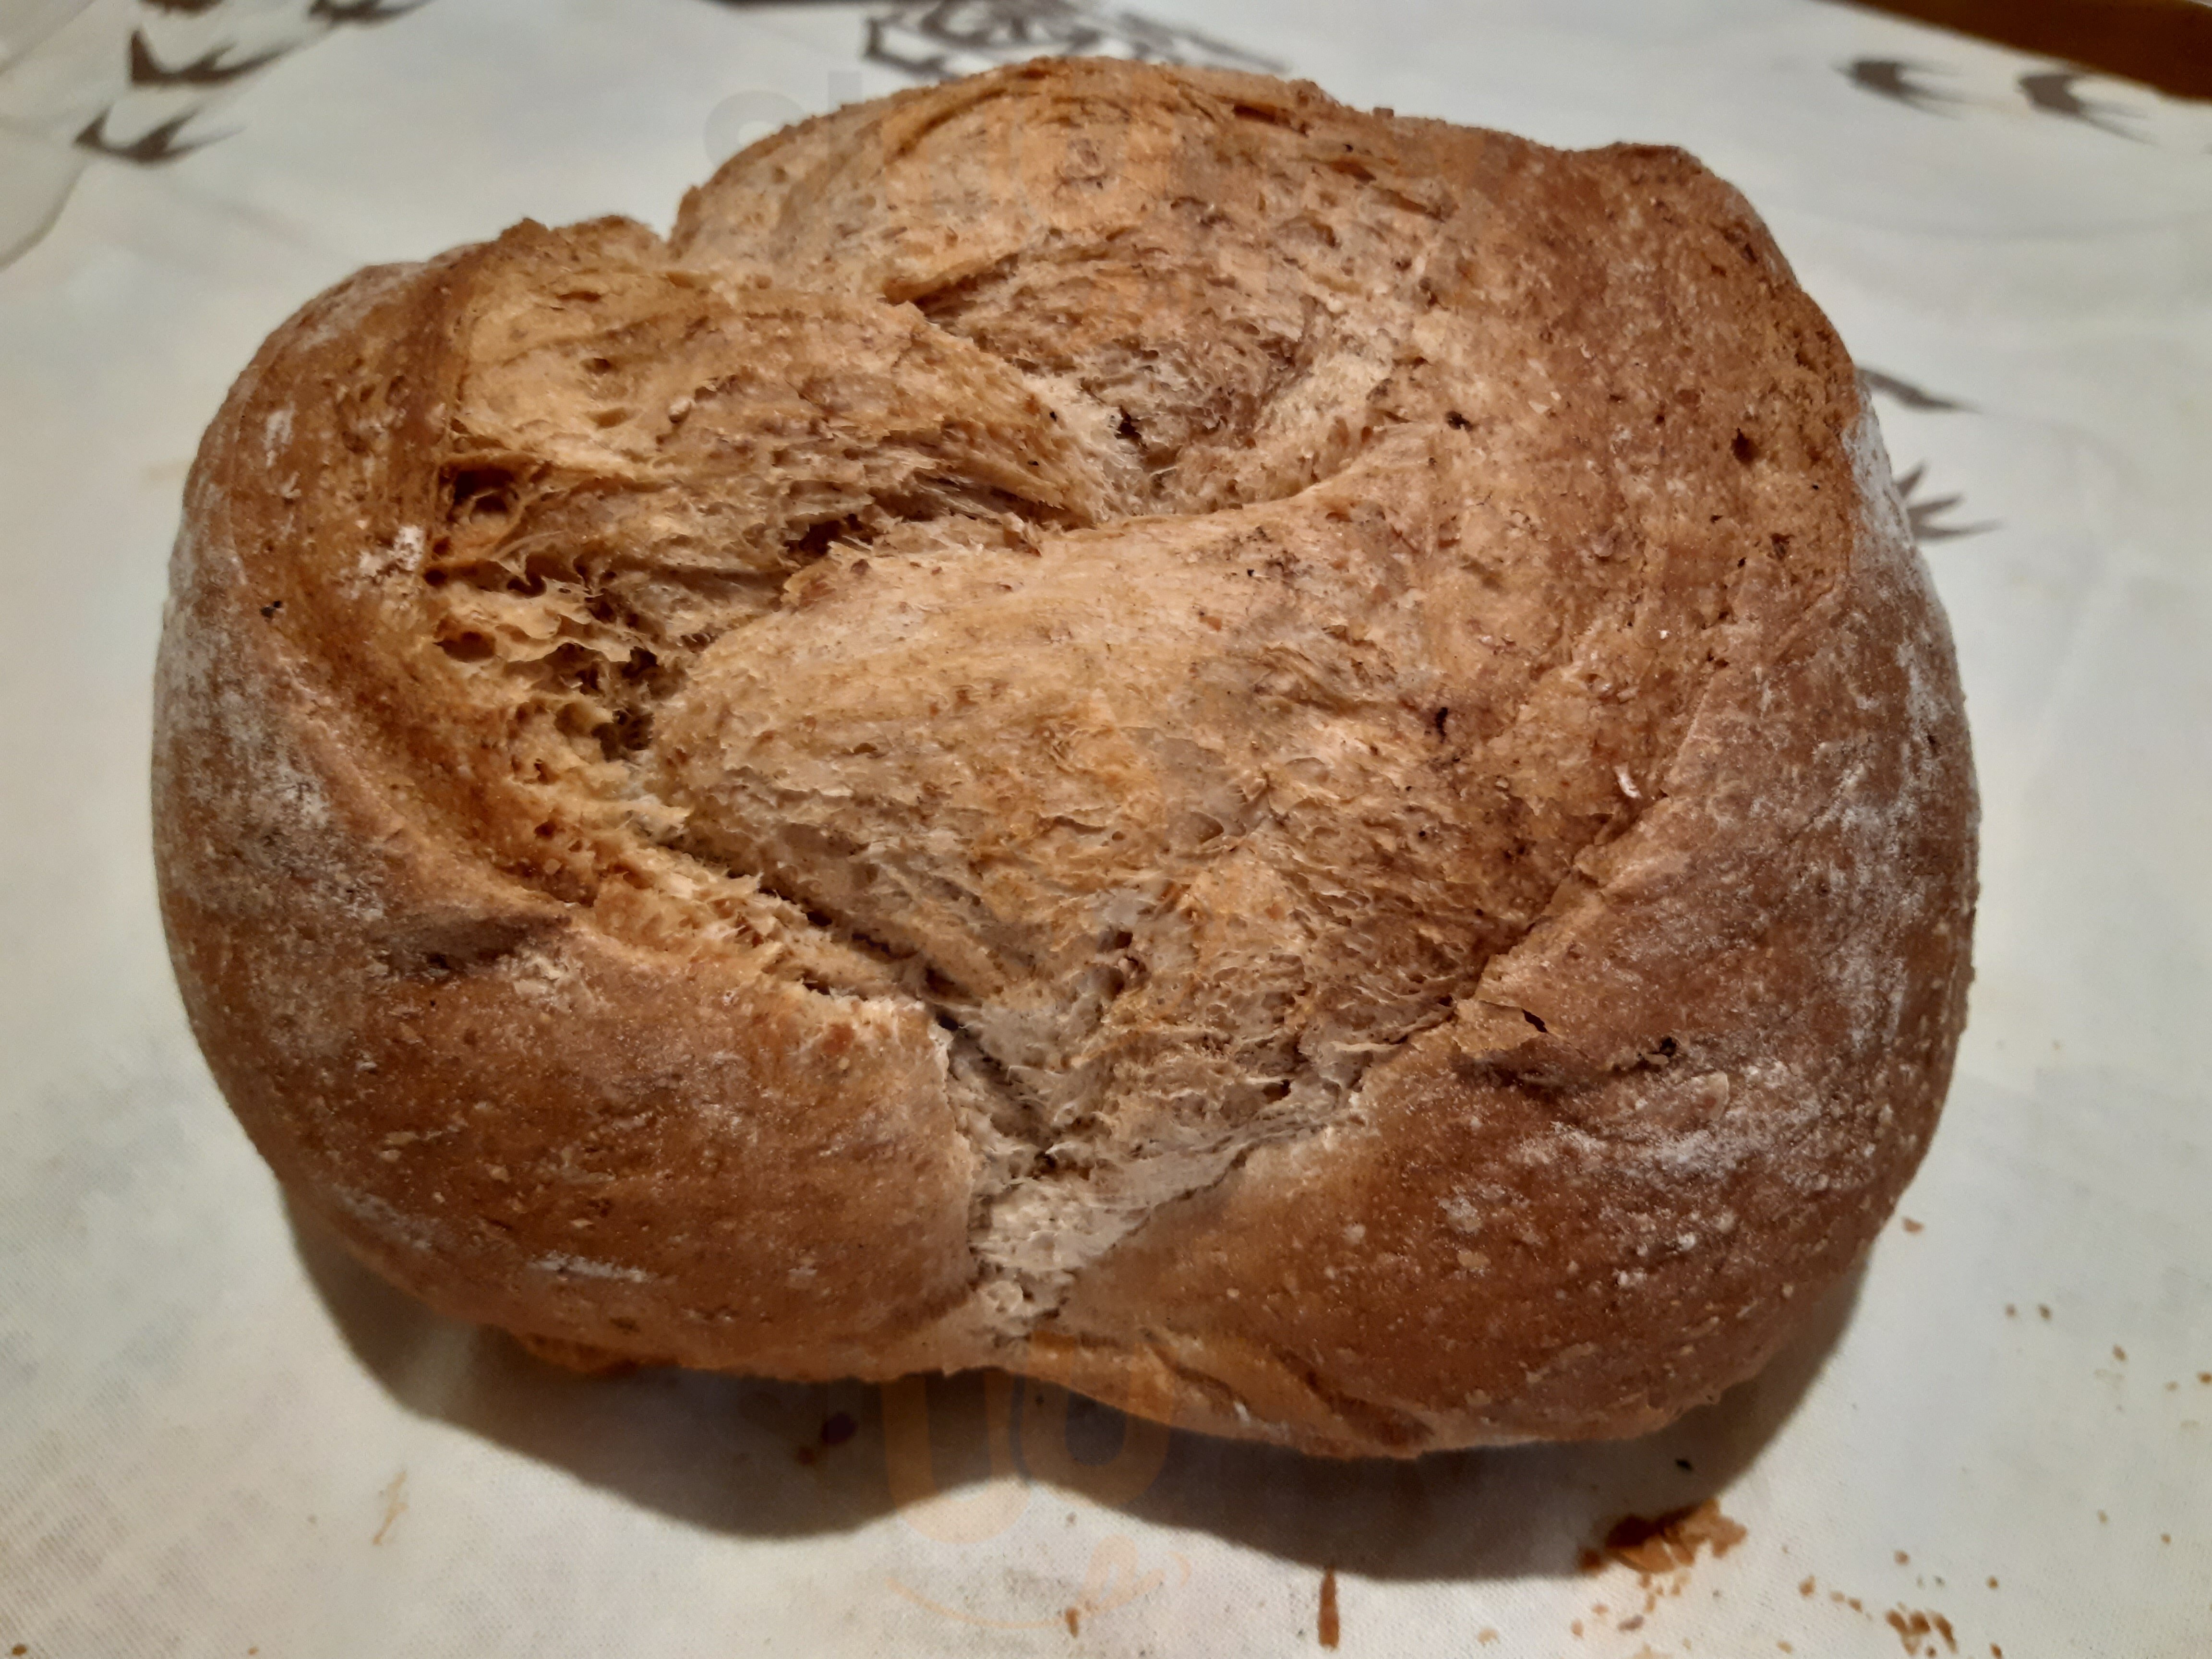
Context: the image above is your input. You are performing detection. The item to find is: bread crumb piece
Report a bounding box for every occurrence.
[1592,1499,1747,1575]
[1901,1217,1923,1233]
[372,1470,407,1546]
[1884,1607,1957,1655]
[1800,1576,1816,1597]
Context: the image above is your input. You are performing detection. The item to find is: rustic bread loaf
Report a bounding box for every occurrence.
[154,58,1976,1456]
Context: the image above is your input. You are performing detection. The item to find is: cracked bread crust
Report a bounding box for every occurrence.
[153,58,1976,1456]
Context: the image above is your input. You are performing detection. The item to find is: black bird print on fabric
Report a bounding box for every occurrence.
[73,107,222,163]
[128,28,287,87]
[1845,57,1965,114]
[2019,70,2143,142]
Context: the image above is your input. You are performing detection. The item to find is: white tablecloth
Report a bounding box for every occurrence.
[3,2,2208,1653]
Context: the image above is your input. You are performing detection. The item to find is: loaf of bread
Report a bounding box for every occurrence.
[154,58,1976,1455]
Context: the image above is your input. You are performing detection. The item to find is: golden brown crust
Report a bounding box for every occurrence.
[154,59,1975,1455]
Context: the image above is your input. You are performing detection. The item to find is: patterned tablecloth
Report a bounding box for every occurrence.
[2,2,2208,1654]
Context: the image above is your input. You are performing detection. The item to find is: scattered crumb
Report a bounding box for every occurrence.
[1800,1576,1817,1597]
[2004,1304,2017,1318]
[1318,1567,1340,1650]
[2114,1346,2128,1363]
[1902,1217,1924,1233]
[2038,1306,2052,1321]
[1478,1632,1499,1646]
[1986,1578,1998,1589]
[2169,1382,2180,1392]
[1851,1598,1865,1612]
[1991,1647,2003,1658]
[1885,1607,1958,1655]
[2199,1372,2211,1385]
[1591,1499,1747,1576]
[1573,1620,1585,1636]
[2098,1511,2108,1524]
[372,1470,408,1547]
[12,1646,25,1656]
[1064,1606,1080,1636]
[1780,1645,1794,1655]
[2163,1534,2172,1545]
[1896,1550,1911,1564]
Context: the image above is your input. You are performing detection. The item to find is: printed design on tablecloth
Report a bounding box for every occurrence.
[878,1367,1190,1635]
[71,0,428,166]
[125,28,285,87]
[1846,57,1967,116]
[1893,461,1996,544]
[863,0,1281,82]
[1860,369,1998,546]
[1844,53,2205,150]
